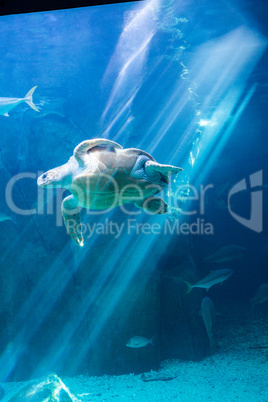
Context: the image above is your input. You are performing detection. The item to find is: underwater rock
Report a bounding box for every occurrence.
[18,111,84,173]
[159,245,207,361]
[8,373,76,402]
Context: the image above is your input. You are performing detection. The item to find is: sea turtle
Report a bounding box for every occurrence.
[37,139,182,246]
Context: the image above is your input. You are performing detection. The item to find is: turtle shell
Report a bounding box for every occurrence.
[71,147,160,209]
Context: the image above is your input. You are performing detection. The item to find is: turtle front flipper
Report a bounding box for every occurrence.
[130,155,182,186]
[74,139,123,166]
[134,197,168,214]
[145,160,183,176]
[61,195,84,246]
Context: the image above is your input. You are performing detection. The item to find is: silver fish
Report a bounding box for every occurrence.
[201,297,216,355]
[252,283,268,304]
[205,245,246,263]
[184,269,233,293]
[0,212,16,224]
[0,86,39,116]
[126,336,153,348]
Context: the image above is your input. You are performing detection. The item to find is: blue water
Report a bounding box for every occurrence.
[0,0,267,391]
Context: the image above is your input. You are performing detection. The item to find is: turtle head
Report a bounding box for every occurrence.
[37,163,71,188]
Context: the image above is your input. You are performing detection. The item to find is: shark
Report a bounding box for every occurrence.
[0,86,39,116]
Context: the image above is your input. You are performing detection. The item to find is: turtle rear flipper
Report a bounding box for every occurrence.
[135,196,168,214]
[61,195,84,246]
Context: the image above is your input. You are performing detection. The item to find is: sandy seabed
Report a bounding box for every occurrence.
[1,301,268,401]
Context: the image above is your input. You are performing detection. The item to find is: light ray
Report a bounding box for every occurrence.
[100,0,157,132]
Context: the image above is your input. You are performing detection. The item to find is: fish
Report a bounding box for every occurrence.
[0,212,16,224]
[252,283,268,304]
[126,336,154,348]
[204,245,246,263]
[184,268,233,293]
[0,86,39,116]
[201,297,216,355]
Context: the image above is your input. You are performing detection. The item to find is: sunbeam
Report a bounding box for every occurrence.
[185,26,267,188]
[100,0,158,133]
